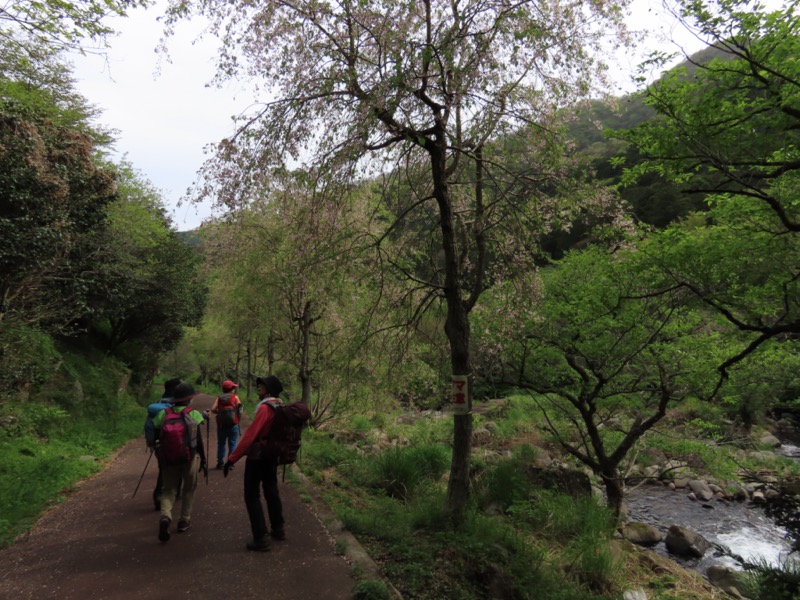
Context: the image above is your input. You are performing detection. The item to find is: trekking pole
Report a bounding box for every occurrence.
[133,448,154,498]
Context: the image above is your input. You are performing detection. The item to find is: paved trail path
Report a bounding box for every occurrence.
[0,394,357,600]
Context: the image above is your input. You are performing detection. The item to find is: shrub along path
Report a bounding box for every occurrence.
[0,394,357,600]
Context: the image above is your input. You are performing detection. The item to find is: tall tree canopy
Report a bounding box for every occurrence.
[0,3,206,392]
[617,0,800,390]
[0,95,117,331]
[167,0,632,518]
[0,0,149,51]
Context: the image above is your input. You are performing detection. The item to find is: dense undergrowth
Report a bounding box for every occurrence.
[296,394,769,600]
[0,344,144,547]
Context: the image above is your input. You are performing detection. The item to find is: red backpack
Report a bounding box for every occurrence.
[217,393,239,427]
[156,407,196,465]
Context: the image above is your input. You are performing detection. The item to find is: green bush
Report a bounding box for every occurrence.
[352,579,391,600]
[350,414,372,432]
[564,534,623,593]
[301,429,360,471]
[742,558,800,600]
[404,417,452,446]
[487,394,541,440]
[475,454,533,510]
[0,323,60,393]
[357,444,450,501]
[508,489,616,541]
[26,405,70,437]
[0,344,143,548]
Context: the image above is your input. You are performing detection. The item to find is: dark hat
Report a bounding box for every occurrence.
[255,375,283,396]
[164,378,182,397]
[171,383,197,404]
[222,379,238,392]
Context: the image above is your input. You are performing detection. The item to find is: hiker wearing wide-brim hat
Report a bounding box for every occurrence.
[152,383,207,542]
[210,380,243,469]
[224,375,286,551]
[143,378,182,511]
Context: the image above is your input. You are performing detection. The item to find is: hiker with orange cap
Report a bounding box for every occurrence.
[210,379,243,469]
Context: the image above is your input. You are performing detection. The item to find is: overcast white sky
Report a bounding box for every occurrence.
[68,0,715,232]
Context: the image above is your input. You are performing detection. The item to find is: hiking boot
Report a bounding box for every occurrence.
[270,529,286,541]
[215,463,224,470]
[177,519,192,533]
[246,538,271,552]
[158,517,171,542]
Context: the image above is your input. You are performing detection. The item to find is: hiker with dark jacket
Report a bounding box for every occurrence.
[144,377,181,511]
[153,383,207,542]
[224,375,285,551]
[210,379,243,469]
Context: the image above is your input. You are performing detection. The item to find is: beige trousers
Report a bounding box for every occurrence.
[159,453,200,523]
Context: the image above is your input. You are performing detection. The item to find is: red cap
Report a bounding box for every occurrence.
[222,380,239,392]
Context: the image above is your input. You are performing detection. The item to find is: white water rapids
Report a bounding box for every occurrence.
[625,450,798,572]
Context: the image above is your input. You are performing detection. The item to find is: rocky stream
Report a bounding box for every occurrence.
[620,435,800,598]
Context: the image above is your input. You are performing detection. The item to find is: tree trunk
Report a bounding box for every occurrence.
[298,300,313,404]
[246,337,252,400]
[428,140,473,523]
[601,463,624,521]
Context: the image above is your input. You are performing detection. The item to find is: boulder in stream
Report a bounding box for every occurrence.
[665,524,711,559]
[706,564,746,598]
[621,522,662,547]
[688,480,714,501]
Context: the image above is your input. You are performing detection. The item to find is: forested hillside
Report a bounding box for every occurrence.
[0,0,206,547]
[2,0,800,598]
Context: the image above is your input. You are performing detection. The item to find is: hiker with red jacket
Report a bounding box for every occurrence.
[223,375,286,551]
[210,379,243,469]
[153,383,207,542]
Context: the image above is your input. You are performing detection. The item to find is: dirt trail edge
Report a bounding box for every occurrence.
[0,394,362,600]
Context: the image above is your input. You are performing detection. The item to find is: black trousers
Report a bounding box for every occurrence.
[243,458,284,541]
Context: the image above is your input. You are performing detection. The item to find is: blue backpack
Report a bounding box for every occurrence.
[144,400,171,448]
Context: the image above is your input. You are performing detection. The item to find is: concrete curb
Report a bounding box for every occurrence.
[290,464,404,600]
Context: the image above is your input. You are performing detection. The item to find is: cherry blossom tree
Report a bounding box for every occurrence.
[166,0,632,519]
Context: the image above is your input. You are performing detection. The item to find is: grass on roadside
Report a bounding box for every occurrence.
[0,348,144,548]
[298,398,744,600]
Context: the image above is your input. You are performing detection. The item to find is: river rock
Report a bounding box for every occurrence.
[751,490,766,504]
[622,588,648,600]
[748,450,778,462]
[732,484,749,502]
[706,564,746,598]
[688,480,715,501]
[473,426,492,443]
[532,450,552,468]
[758,432,782,448]
[0,414,18,429]
[621,522,662,547]
[783,476,800,495]
[643,465,661,480]
[665,525,711,559]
